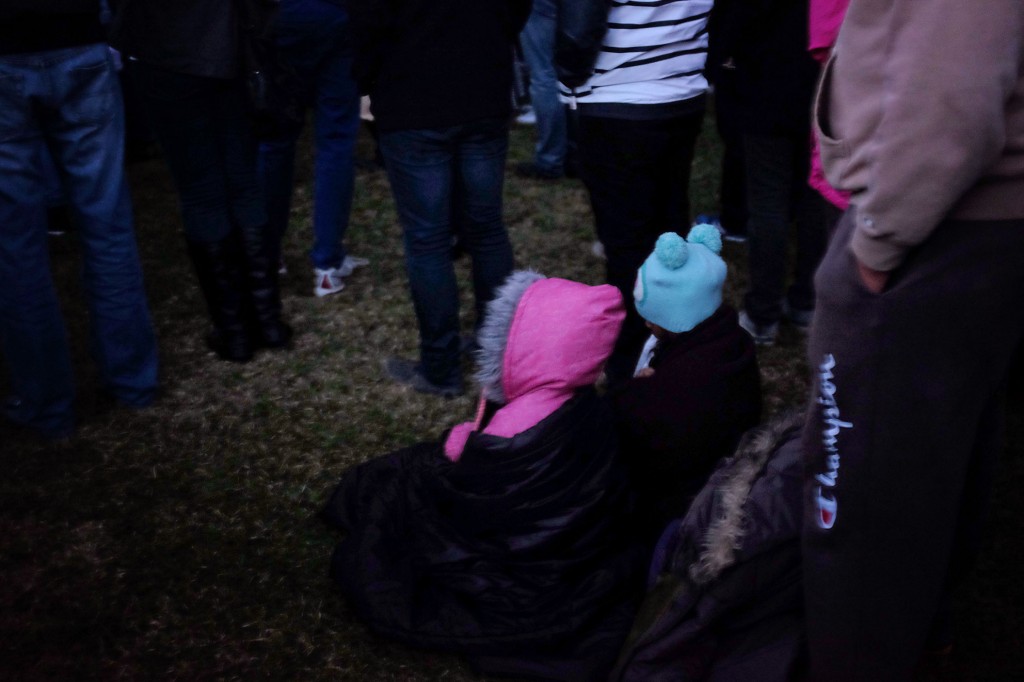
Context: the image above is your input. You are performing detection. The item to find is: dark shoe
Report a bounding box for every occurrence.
[206,329,255,362]
[782,300,814,332]
[186,238,254,363]
[254,321,293,349]
[564,158,580,179]
[384,357,463,398]
[514,161,562,180]
[3,395,76,442]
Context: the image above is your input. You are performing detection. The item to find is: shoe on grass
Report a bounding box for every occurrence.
[384,357,463,398]
[514,161,562,180]
[314,267,345,297]
[337,254,370,277]
[782,300,814,332]
[738,310,779,347]
[314,256,370,297]
[515,107,536,125]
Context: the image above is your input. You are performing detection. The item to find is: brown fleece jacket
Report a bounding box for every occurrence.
[814,0,1024,272]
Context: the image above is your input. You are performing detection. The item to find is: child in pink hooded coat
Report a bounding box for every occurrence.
[323,271,648,682]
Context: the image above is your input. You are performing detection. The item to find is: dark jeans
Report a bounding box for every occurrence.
[520,9,567,174]
[257,0,359,269]
[0,44,159,437]
[579,109,705,384]
[131,62,267,243]
[379,117,514,387]
[802,210,1024,680]
[742,133,827,326]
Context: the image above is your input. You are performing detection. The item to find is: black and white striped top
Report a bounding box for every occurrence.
[560,0,713,106]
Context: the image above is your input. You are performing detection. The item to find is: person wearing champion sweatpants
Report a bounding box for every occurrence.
[800,1,1024,679]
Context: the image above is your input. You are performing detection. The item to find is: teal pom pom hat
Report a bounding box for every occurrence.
[633,224,727,333]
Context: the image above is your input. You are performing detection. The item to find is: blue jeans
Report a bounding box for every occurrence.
[257,0,359,270]
[0,44,159,437]
[520,10,567,174]
[379,118,515,387]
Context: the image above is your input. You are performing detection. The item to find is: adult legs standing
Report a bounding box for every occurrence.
[257,0,361,286]
[380,117,513,393]
[741,133,824,340]
[0,44,158,437]
[518,8,567,177]
[712,67,747,239]
[801,211,1024,680]
[579,109,704,385]
[134,62,289,360]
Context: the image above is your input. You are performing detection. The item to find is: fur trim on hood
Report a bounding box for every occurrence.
[655,409,806,585]
[443,271,624,461]
[474,270,546,403]
[674,410,805,585]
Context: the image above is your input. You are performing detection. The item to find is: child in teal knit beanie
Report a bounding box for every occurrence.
[610,222,762,531]
[632,223,728,375]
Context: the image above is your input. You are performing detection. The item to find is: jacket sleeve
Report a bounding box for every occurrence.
[554,0,608,89]
[846,0,1023,272]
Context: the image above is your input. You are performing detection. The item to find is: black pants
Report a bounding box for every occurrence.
[742,133,827,325]
[131,62,267,243]
[579,109,705,384]
[713,69,747,235]
[801,209,1024,680]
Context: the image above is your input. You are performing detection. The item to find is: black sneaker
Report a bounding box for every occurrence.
[514,162,562,180]
[782,300,814,332]
[384,357,464,398]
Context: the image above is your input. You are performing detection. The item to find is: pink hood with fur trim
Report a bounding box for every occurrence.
[444,277,625,460]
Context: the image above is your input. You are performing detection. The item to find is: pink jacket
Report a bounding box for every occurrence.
[807,0,851,210]
[444,276,625,460]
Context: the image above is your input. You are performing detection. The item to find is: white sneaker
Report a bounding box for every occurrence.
[336,254,370,277]
[515,107,536,125]
[314,267,346,297]
[738,310,779,346]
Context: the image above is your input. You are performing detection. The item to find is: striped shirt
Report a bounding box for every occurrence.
[560,0,714,106]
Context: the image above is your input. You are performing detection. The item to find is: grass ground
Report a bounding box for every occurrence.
[1,120,1022,680]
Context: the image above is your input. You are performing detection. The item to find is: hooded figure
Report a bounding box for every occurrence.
[611,412,806,682]
[323,271,648,681]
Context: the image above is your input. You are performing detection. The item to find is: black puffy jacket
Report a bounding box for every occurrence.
[323,389,648,681]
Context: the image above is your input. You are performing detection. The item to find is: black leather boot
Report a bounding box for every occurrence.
[186,238,254,363]
[236,224,293,349]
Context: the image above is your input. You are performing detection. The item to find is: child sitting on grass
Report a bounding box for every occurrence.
[609,225,763,534]
[323,271,648,682]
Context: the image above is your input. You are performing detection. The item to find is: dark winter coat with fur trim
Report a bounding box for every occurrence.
[610,412,806,682]
[608,305,762,534]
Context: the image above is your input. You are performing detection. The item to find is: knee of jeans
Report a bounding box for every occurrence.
[404,225,455,258]
[460,218,509,248]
